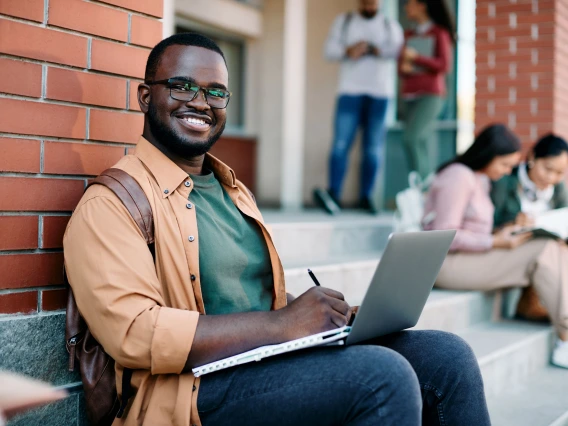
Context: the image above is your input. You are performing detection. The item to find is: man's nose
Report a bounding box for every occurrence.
[187,89,210,110]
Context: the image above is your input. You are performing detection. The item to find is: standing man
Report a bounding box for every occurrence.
[64,33,491,425]
[317,0,404,214]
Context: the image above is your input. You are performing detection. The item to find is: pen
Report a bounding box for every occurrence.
[307,269,321,286]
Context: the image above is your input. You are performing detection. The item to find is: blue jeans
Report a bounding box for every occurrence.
[197,330,491,425]
[329,95,389,200]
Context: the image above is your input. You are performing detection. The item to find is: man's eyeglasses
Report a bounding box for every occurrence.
[145,78,231,109]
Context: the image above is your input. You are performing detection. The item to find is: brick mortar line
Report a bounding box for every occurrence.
[0,53,145,83]
[43,0,49,26]
[126,80,130,110]
[86,108,90,140]
[37,285,42,312]
[0,212,72,216]
[87,37,92,69]
[0,92,145,114]
[0,134,136,148]
[0,286,66,295]
[38,215,44,250]
[128,14,132,44]
[41,65,47,99]
[0,172,96,180]
[40,139,45,173]
[0,13,157,48]
[0,248,62,255]
[87,0,164,20]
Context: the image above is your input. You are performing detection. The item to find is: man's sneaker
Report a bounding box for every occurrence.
[552,339,568,369]
[358,197,379,215]
[313,188,340,215]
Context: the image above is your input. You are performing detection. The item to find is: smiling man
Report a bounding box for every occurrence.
[64,33,491,426]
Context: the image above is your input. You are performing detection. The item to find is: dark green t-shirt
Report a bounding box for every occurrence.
[189,172,273,315]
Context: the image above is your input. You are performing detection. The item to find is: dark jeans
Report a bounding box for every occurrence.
[328,95,389,200]
[197,330,491,426]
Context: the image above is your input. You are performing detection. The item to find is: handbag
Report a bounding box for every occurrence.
[393,172,434,233]
[515,286,549,322]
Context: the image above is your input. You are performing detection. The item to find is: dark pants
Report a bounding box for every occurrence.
[197,330,491,426]
[328,95,389,200]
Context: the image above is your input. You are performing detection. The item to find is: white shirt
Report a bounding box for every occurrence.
[517,163,554,216]
[415,20,434,35]
[324,12,404,98]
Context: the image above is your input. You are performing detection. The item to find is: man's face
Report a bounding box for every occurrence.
[359,0,379,18]
[142,45,229,158]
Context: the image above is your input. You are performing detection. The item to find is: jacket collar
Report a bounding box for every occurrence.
[135,136,238,197]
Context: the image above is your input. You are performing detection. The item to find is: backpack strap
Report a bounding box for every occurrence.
[87,168,154,419]
[88,168,154,244]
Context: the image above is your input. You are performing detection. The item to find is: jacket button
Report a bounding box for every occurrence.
[185,181,191,187]
[188,236,195,242]
[186,203,193,209]
[191,275,196,281]
[163,189,169,194]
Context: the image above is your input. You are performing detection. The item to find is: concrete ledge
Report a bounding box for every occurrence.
[7,391,88,426]
[0,312,80,385]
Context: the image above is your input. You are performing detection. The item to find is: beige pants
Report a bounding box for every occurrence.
[436,239,568,335]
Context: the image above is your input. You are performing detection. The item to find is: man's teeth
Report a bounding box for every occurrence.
[183,117,208,125]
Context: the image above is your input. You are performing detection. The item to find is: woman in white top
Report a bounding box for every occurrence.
[490,134,568,323]
[491,133,568,229]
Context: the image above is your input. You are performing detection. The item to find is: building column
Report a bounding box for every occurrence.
[280,0,307,209]
[162,0,175,39]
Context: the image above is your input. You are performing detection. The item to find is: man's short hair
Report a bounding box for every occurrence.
[145,33,226,81]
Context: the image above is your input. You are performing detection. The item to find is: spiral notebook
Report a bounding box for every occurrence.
[192,326,352,378]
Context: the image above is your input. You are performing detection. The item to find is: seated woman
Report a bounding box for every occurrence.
[491,134,568,321]
[492,133,568,228]
[422,124,568,369]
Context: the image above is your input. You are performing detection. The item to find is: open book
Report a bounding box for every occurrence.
[512,207,568,240]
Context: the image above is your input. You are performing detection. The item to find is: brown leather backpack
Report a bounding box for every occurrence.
[65,168,154,426]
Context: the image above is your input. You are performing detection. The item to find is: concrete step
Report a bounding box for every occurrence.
[487,366,568,426]
[415,289,498,333]
[283,254,380,304]
[284,256,497,333]
[459,321,554,398]
[263,210,393,265]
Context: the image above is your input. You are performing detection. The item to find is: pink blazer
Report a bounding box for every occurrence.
[423,163,494,252]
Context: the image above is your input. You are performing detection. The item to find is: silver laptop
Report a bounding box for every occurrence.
[345,229,456,345]
[193,230,456,377]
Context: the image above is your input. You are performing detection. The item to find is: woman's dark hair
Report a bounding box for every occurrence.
[438,124,521,173]
[418,0,457,44]
[532,133,568,160]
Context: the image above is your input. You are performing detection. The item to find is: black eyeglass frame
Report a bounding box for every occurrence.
[144,78,232,109]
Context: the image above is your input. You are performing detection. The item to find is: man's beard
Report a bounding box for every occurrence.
[360,10,377,19]
[147,102,225,158]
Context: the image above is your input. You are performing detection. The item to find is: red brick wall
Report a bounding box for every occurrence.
[0,0,163,315]
[553,0,568,138]
[475,0,559,150]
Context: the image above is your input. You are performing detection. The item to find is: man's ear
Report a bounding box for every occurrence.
[138,84,151,113]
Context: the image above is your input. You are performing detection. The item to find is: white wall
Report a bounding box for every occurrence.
[302,0,362,206]
[256,0,286,205]
[176,0,263,38]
